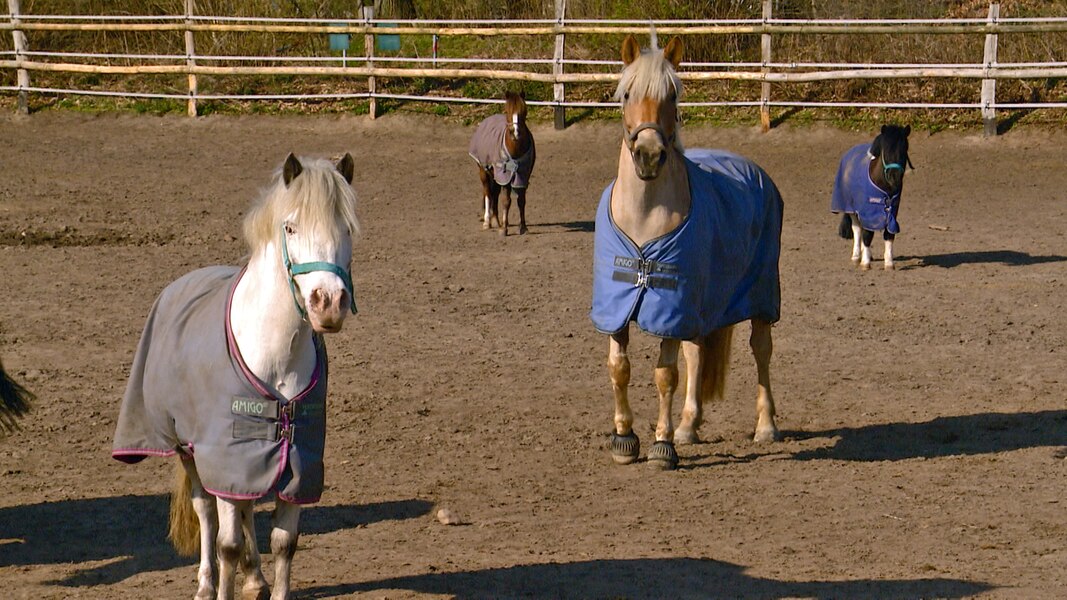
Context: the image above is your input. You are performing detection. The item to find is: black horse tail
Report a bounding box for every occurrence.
[838,213,853,239]
[0,358,33,434]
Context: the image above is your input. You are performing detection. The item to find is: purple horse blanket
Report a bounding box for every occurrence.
[830,143,901,234]
[468,113,536,188]
[112,266,329,504]
[591,149,783,340]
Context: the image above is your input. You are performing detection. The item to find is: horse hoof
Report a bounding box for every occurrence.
[860,262,871,271]
[850,256,861,264]
[519,225,528,235]
[499,227,508,237]
[673,428,700,445]
[610,432,640,465]
[884,263,895,271]
[481,221,491,231]
[753,427,781,443]
[647,441,679,470]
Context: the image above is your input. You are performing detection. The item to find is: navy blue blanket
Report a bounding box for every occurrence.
[830,143,901,234]
[590,149,782,340]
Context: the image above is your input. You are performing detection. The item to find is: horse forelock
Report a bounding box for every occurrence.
[504,92,527,120]
[614,45,682,105]
[243,158,359,255]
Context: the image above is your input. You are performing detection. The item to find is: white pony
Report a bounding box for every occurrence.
[113,153,359,599]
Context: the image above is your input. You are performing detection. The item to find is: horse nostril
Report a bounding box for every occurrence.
[310,289,328,312]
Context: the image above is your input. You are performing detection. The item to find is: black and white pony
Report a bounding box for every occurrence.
[831,125,913,270]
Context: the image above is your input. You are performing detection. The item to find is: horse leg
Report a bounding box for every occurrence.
[499,186,512,237]
[268,501,301,600]
[239,504,270,600]
[859,229,875,271]
[216,498,250,600]
[516,187,528,235]
[488,181,502,229]
[180,460,220,600]
[648,338,681,469]
[750,319,781,442]
[883,231,896,270]
[607,327,639,464]
[478,168,492,229]
[849,215,863,263]
[674,339,704,445]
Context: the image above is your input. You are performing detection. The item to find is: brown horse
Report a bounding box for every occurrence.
[591,33,784,470]
[468,91,536,236]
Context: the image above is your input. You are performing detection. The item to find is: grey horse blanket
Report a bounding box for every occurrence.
[468,113,536,188]
[112,266,328,504]
[591,149,783,340]
[830,143,901,234]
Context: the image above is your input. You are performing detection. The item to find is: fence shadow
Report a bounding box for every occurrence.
[0,493,431,587]
[900,250,1067,269]
[298,557,991,599]
[791,410,1067,462]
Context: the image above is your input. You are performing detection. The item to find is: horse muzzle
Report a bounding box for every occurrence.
[307,288,350,333]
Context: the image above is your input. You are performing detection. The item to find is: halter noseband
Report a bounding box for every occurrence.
[281,224,358,320]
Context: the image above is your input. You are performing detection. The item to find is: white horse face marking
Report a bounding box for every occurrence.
[511,112,520,139]
[283,214,353,333]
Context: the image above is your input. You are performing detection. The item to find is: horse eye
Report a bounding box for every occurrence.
[284,223,296,236]
[623,92,630,101]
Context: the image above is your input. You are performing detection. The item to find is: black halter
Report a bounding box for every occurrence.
[623,121,675,169]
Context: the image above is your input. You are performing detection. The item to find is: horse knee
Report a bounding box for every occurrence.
[217,538,243,565]
[654,364,678,395]
[271,529,298,561]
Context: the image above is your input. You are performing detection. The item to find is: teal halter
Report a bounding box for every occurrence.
[280,224,357,319]
[881,154,905,176]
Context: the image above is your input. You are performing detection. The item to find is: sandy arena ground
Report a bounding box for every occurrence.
[1,112,1065,599]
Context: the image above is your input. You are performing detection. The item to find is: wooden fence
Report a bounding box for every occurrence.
[4,1,1067,134]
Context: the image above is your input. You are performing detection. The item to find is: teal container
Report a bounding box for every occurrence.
[376,23,400,52]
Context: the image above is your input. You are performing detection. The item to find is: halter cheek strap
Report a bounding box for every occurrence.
[281,225,358,320]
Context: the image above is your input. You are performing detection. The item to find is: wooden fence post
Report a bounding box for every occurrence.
[982,2,1000,136]
[184,0,198,116]
[7,0,30,114]
[760,0,772,132]
[553,0,566,130]
[363,2,377,119]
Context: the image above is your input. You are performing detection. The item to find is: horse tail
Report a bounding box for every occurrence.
[0,358,33,435]
[838,213,853,239]
[701,326,734,404]
[168,459,200,557]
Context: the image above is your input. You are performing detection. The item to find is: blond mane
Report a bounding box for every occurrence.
[613,34,683,104]
[242,157,360,254]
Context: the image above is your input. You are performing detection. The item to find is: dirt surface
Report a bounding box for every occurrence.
[1,112,1065,599]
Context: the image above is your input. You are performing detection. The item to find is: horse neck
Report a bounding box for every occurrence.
[229,245,317,399]
[868,155,901,196]
[610,142,690,247]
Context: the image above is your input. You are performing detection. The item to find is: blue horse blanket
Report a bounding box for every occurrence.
[468,113,536,189]
[591,149,783,340]
[112,266,329,504]
[830,143,901,234]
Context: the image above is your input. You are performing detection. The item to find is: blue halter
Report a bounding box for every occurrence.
[280,224,357,319]
[881,154,905,176]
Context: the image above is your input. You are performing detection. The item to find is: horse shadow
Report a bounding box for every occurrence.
[296,557,991,599]
[0,493,432,587]
[900,250,1067,269]
[790,409,1067,462]
[534,220,595,234]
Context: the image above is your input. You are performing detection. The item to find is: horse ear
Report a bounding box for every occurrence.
[663,37,684,69]
[621,35,641,66]
[520,89,526,100]
[880,125,890,135]
[283,153,303,187]
[903,124,911,137]
[336,153,354,184]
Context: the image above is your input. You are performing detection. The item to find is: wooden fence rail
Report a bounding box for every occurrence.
[4,1,1066,135]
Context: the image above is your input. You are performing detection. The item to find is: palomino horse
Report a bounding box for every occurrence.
[591,33,784,470]
[469,91,536,235]
[831,125,913,270]
[1,357,33,435]
[113,154,359,600]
